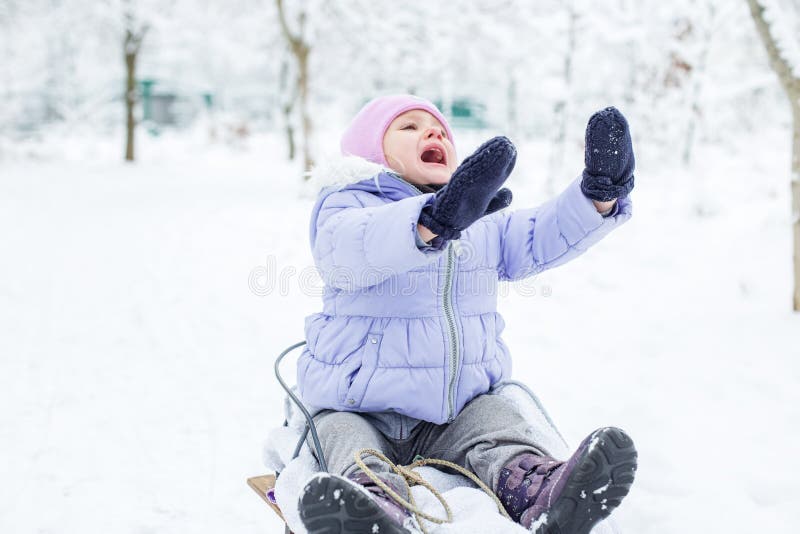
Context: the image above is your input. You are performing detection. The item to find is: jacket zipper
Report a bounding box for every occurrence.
[443,242,460,422]
[385,171,461,422]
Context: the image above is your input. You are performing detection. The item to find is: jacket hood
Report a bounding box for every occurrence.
[308,155,389,189]
[309,155,427,200]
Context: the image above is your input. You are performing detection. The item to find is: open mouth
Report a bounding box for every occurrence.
[420,144,447,166]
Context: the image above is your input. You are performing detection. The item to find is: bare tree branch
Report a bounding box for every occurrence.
[746,0,800,95]
[275,0,303,55]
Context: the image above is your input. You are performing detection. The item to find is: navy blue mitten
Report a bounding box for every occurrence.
[581,107,635,202]
[419,136,516,241]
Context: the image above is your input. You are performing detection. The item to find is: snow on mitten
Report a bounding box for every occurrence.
[419,136,516,241]
[581,107,635,202]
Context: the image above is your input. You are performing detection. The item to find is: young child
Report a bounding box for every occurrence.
[296,95,637,534]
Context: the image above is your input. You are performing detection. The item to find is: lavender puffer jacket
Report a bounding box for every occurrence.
[297,160,632,424]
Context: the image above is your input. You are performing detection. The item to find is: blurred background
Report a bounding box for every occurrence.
[1,1,798,533]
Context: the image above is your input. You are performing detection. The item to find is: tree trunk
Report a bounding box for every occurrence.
[297,46,314,173]
[682,6,715,168]
[548,5,577,195]
[792,103,800,311]
[746,0,800,311]
[123,22,146,163]
[275,0,314,176]
[279,58,296,161]
[284,106,296,161]
[124,31,137,162]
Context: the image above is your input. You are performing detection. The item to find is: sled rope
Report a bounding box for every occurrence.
[354,448,510,533]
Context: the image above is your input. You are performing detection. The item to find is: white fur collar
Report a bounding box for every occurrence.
[307,155,391,190]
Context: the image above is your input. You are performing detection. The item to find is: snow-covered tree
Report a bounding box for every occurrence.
[274,0,316,172]
[746,0,800,311]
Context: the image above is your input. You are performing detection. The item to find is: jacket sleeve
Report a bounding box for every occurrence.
[312,191,447,290]
[492,177,632,281]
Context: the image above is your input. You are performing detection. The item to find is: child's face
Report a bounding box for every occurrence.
[382,109,457,186]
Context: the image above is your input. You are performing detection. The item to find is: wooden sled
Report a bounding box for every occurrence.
[247,474,293,532]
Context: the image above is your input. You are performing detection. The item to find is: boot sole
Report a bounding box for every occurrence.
[533,427,638,534]
[298,473,415,534]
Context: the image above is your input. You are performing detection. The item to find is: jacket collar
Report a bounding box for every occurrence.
[309,155,429,201]
[308,155,389,189]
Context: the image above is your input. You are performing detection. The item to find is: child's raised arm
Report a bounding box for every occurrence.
[492,180,632,281]
[493,107,635,280]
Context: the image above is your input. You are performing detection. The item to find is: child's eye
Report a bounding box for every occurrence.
[401,124,417,130]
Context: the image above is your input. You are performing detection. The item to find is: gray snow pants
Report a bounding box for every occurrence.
[307,393,548,498]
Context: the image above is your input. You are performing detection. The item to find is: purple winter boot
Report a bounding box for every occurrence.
[496,427,637,533]
[299,470,422,534]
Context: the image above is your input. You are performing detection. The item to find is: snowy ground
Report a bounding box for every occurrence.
[1,128,798,533]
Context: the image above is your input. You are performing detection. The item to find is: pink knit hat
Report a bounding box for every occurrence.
[340,95,455,166]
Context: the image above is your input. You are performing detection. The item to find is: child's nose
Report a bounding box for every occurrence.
[424,127,444,140]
